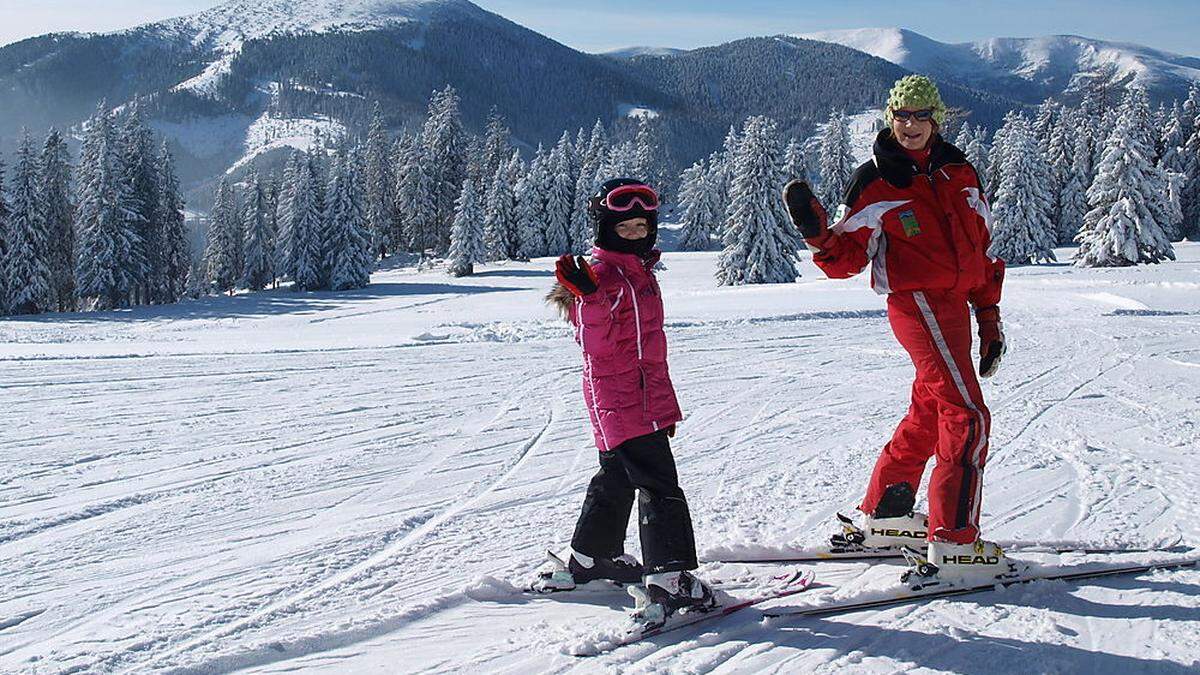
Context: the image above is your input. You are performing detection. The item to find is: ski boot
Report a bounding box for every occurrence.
[530,548,644,593]
[900,539,1020,590]
[628,571,716,631]
[832,483,929,553]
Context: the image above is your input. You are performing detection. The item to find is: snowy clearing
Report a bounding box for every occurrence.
[2,244,1199,673]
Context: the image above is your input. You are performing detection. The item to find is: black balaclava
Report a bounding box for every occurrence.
[588,178,658,257]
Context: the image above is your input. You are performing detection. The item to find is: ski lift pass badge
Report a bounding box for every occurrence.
[898,209,922,237]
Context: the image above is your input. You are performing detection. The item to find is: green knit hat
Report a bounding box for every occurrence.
[885,75,946,126]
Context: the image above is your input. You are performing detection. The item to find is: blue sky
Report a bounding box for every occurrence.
[1,0,1198,56]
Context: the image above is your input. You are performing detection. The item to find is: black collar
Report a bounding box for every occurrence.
[872,130,969,188]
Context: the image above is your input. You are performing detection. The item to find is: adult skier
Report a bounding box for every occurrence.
[537,178,714,626]
[782,76,1009,584]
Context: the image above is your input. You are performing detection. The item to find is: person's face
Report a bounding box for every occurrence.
[615,217,650,240]
[891,108,935,150]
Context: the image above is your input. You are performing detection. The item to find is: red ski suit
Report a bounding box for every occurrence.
[812,130,1005,544]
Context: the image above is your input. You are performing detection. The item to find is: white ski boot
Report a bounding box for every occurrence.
[901,539,1020,589]
[831,482,929,553]
[628,571,716,631]
[530,548,644,593]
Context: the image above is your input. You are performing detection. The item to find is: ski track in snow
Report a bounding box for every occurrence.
[1,246,1199,673]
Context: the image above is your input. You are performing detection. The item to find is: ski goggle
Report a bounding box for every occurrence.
[602,184,660,212]
[891,108,936,122]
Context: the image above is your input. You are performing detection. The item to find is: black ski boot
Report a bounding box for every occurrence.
[531,549,644,593]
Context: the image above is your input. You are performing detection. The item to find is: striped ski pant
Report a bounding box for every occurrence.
[861,290,991,544]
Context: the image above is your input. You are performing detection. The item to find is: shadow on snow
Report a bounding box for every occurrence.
[1,282,522,324]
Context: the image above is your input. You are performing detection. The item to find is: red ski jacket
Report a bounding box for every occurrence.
[812,130,1005,308]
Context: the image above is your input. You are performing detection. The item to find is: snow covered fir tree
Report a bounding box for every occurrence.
[716,116,802,286]
[3,76,1200,316]
[1075,89,1177,267]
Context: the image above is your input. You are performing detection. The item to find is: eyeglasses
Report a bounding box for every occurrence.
[602,184,660,212]
[892,109,935,122]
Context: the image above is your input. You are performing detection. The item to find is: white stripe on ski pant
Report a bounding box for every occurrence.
[913,291,988,532]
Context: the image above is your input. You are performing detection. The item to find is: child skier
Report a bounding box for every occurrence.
[536,178,714,624]
[782,76,1010,585]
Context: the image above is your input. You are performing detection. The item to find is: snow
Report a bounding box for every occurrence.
[141,0,480,51]
[807,108,880,167]
[149,1,486,100]
[2,243,1200,672]
[796,27,1200,92]
[171,42,241,97]
[602,46,687,59]
[232,109,347,173]
[618,103,661,120]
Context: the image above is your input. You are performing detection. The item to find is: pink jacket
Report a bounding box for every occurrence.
[569,247,683,451]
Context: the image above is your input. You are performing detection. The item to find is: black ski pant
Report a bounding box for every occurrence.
[570,429,699,575]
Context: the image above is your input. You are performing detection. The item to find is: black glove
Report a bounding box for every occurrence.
[555,255,598,297]
[782,180,830,240]
[975,306,1006,378]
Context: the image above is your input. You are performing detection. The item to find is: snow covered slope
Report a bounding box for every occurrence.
[797,27,1200,103]
[1,246,1199,672]
[142,0,483,49]
[603,46,688,59]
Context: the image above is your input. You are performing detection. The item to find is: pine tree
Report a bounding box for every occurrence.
[1058,133,1091,245]
[156,142,191,304]
[989,113,1058,265]
[205,177,240,294]
[241,171,274,291]
[1182,123,1200,241]
[0,157,8,312]
[716,116,800,285]
[448,178,487,276]
[571,167,598,255]
[0,158,9,313]
[986,112,1020,203]
[75,103,143,310]
[5,132,53,314]
[481,108,512,187]
[522,145,556,254]
[118,103,159,305]
[1033,100,1060,157]
[289,152,325,291]
[602,141,639,179]
[388,133,414,252]
[39,129,75,311]
[1045,109,1075,235]
[964,125,990,190]
[1160,102,1189,175]
[324,146,373,290]
[275,152,300,280]
[1076,91,1176,267]
[484,157,518,262]
[506,157,541,261]
[421,86,467,254]
[364,102,395,259]
[633,116,667,195]
[783,138,810,183]
[398,138,438,255]
[544,138,575,256]
[677,160,717,251]
[817,108,855,208]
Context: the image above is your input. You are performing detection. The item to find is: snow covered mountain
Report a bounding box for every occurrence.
[143,0,481,48]
[3,5,1191,206]
[796,28,1200,103]
[602,46,688,59]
